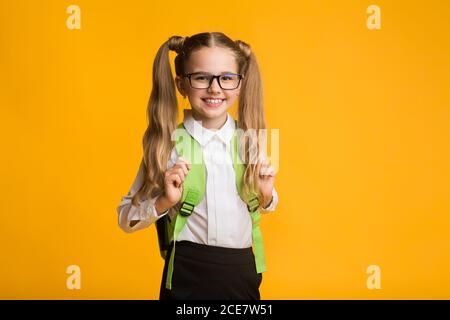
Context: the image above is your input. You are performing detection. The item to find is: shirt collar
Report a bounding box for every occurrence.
[182,109,236,147]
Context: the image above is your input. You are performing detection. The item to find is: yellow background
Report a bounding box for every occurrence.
[1,0,449,299]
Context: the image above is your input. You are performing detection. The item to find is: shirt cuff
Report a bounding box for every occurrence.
[260,188,278,212]
[130,197,170,223]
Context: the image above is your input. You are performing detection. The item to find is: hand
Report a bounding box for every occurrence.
[256,159,276,208]
[162,157,192,206]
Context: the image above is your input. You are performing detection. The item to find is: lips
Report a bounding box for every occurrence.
[202,98,225,107]
[202,98,225,103]
[202,98,226,102]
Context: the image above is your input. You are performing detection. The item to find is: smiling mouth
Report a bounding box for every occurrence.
[202,98,226,107]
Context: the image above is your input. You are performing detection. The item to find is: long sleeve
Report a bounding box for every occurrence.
[117,150,177,233]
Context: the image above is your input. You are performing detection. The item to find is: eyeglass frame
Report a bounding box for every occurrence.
[182,72,244,90]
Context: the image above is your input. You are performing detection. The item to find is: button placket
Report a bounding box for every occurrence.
[204,142,216,245]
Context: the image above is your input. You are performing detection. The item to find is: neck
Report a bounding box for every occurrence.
[191,111,228,131]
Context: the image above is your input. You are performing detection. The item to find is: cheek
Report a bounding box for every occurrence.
[187,90,201,100]
[227,93,239,101]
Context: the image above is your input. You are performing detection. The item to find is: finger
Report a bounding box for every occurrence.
[166,170,182,182]
[173,174,182,188]
[257,159,269,175]
[173,162,189,176]
[168,173,182,188]
[164,172,175,183]
[176,156,192,170]
[177,167,187,180]
[171,168,186,181]
[259,167,268,176]
[260,164,275,177]
[265,166,275,177]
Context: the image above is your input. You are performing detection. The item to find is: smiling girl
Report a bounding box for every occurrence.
[117,32,278,300]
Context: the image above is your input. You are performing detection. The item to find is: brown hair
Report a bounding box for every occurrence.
[131,32,266,207]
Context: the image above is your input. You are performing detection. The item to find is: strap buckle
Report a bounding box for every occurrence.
[179,201,195,216]
[247,196,260,213]
[179,189,200,217]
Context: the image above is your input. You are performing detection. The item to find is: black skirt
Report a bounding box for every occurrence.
[159,240,263,300]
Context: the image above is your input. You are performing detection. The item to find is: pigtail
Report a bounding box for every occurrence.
[235,40,267,201]
[131,32,267,208]
[131,36,185,206]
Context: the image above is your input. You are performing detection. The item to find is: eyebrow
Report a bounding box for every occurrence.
[191,71,237,75]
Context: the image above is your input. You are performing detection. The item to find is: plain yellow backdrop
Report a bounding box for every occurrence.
[0,0,449,299]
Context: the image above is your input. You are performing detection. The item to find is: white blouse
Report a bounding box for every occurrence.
[117,109,278,248]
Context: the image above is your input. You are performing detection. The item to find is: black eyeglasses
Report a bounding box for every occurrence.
[183,72,244,90]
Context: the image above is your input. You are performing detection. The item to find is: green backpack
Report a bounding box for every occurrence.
[156,122,266,290]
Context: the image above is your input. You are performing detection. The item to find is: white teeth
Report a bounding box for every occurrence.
[204,99,223,104]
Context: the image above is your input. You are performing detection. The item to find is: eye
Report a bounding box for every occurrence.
[192,73,211,80]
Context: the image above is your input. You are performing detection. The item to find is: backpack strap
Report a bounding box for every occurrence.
[231,128,267,274]
[165,123,206,290]
[155,214,174,259]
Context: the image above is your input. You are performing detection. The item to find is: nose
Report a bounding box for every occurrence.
[208,76,222,93]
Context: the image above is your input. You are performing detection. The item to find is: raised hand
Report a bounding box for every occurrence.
[256,159,276,208]
[162,156,192,206]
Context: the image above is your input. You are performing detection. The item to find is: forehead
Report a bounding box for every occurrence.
[185,46,238,74]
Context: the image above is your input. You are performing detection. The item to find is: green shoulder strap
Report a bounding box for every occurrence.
[165,123,206,290]
[231,127,267,274]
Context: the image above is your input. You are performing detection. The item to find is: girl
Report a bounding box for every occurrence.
[117,32,278,300]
